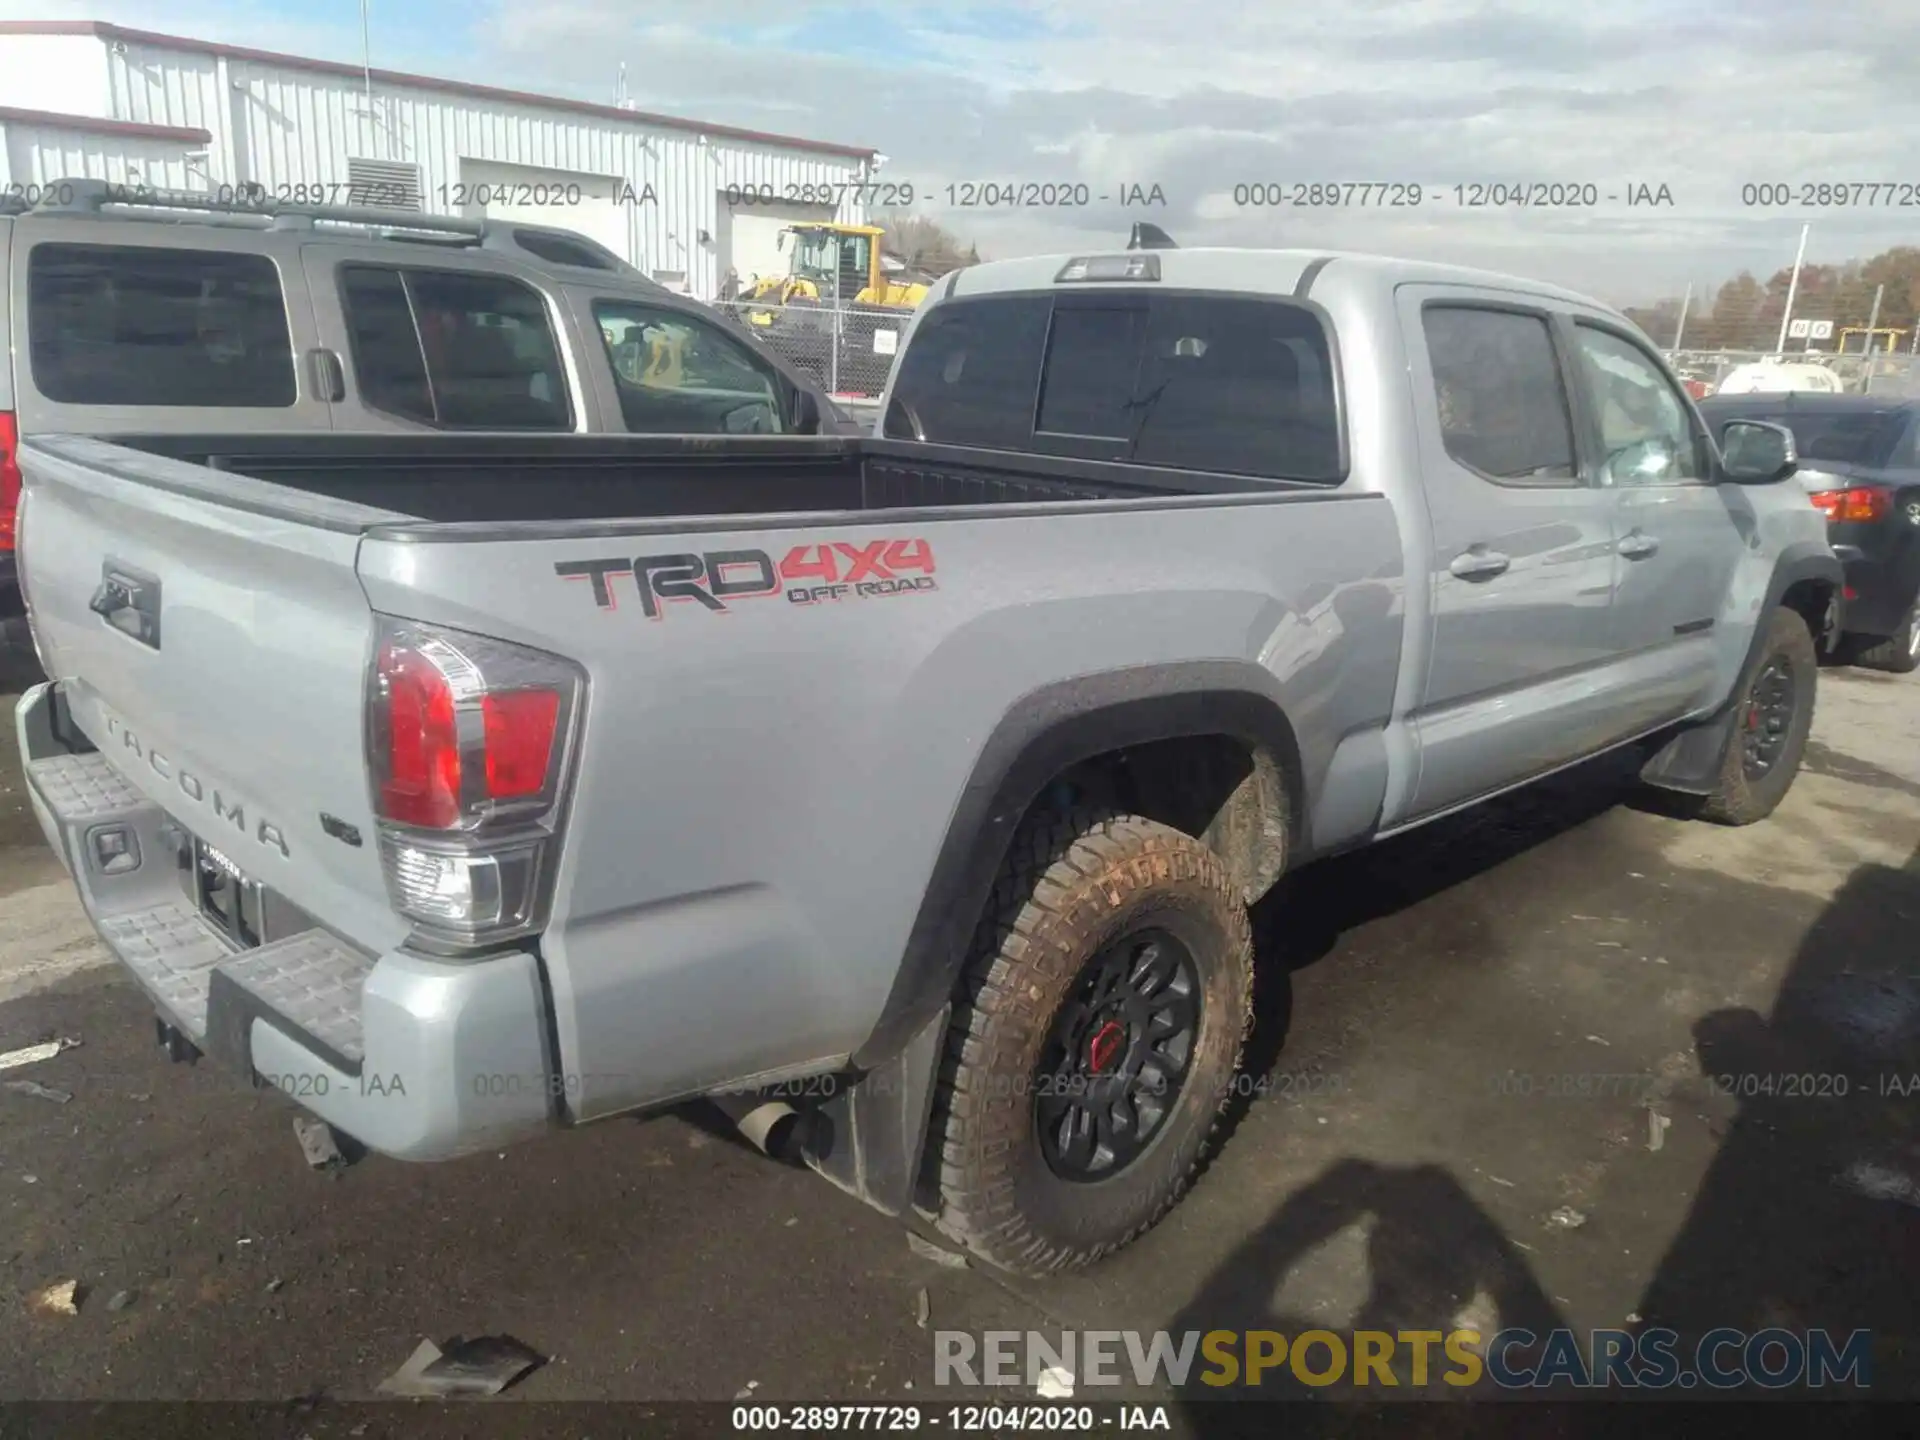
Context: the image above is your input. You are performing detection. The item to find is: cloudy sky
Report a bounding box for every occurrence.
[10,0,1920,306]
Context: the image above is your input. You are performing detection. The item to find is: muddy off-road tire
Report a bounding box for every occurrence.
[1699,606,1818,825]
[930,810,1253,1276]
[1847,596,1920,675]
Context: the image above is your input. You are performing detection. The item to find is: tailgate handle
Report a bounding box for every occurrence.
[90,563,162,650]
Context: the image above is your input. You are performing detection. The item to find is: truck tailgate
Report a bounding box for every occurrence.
[18,434,410,956]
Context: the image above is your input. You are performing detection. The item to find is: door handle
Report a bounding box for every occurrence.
[1449,548,1511,581]
[1618,532,1661,560]
[305,348,345,403]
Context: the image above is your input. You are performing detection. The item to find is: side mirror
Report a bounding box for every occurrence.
[1719,419,1799,484]
[791,387,822,435]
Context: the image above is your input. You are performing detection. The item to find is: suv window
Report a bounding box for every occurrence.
[1573,325,1702,485]
[1424,306,1577,484]
[27,243,296,407]
[594,300,786,434]
[883,295,1051,448]
[338,265,571,429]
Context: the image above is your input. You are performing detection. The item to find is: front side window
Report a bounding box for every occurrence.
[1573,324,1703,485]
[338,265,570,430]
[1424,306,1577,484]
[593,300,786,434]
[28,243,296,407]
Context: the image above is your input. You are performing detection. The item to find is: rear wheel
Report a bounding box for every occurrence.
[1699,606,1818,825]
[1848,596,1920,674]
[930,810,1253,1276]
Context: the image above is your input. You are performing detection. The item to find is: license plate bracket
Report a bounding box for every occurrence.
[191,837,264,949]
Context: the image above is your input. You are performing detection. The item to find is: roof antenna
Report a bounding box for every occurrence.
[1128,222,1177,250]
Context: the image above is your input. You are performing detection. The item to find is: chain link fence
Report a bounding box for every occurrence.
[1664,349,1920,398]
[722,300,907,402]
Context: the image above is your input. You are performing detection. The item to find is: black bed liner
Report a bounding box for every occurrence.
[110,431,1322,526]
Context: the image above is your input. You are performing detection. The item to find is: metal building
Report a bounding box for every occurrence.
[0,19,878,299]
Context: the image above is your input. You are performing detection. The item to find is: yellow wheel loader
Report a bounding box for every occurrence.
[737,224,930,329]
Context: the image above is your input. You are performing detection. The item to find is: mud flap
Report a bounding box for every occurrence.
[802,1003,948,1218]
[1639,709,1737,796]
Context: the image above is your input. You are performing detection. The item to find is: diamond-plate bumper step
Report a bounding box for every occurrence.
[216,931,374,1067]
[26,752,146,824]
[97,899,231,1037]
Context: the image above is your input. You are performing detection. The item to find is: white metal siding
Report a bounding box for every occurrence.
[99,39,873,299]
[458,158,629,261]
[0,122,201,193]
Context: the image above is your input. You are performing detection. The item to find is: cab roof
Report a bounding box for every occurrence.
[942,246,1614,315]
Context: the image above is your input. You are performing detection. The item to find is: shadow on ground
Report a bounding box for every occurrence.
[1165,821,1919,1434]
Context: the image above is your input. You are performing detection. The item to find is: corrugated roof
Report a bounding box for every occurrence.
[0,19,877,159]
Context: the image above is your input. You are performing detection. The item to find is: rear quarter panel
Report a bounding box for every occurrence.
[358,491,1405,1117]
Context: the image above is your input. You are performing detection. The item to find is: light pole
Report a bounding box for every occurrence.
[1862,282,1885,394]
[1774,223,1809,356]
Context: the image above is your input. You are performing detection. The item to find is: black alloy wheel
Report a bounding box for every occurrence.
[1035,927,1200,1182]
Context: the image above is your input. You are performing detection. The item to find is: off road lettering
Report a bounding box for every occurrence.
[557,538,938,618]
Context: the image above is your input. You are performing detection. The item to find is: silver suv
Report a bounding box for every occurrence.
[0,179,862,664]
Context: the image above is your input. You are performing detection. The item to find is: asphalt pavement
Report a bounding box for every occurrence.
[1,662,1916,1415]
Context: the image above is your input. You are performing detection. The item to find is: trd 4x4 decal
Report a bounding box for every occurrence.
[556,538,938,619]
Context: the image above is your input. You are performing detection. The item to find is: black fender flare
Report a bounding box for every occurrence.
[1640,543,1843,794]
[801,662,1302,1216]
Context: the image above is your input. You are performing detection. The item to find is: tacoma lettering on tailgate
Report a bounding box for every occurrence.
[556,539,938,619]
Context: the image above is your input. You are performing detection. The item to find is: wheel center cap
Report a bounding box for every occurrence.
[1087,1019,1126,1075]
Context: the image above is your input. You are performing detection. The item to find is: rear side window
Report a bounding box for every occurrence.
[27,243,295,407]
[339,265,571,430]
[1423,307,1577,483]
[884,296,1049,447]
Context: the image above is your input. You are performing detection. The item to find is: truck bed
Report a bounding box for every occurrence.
[109,433,1293,528]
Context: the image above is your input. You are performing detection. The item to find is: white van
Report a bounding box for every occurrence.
[1716,361,1845,395]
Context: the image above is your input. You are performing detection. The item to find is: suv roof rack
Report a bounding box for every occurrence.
[26,177,652,280]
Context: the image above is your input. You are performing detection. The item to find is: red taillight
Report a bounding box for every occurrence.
[1809,487,1890,523]
[366,618,583,944]
[378,644,463,829]
[481,689,560,799]
[0,411,21,554]
[371,625,575,831]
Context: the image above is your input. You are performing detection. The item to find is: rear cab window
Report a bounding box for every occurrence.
[885,289,1344,483]
[338,265,571,430]
[26,243,296,407]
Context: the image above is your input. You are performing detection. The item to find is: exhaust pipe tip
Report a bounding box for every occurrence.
[709,1092,811,1162]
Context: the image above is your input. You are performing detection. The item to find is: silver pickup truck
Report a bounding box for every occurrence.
[13,244,1838,1277]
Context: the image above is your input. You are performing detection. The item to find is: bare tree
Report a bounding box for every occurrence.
[878,213,981,279]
